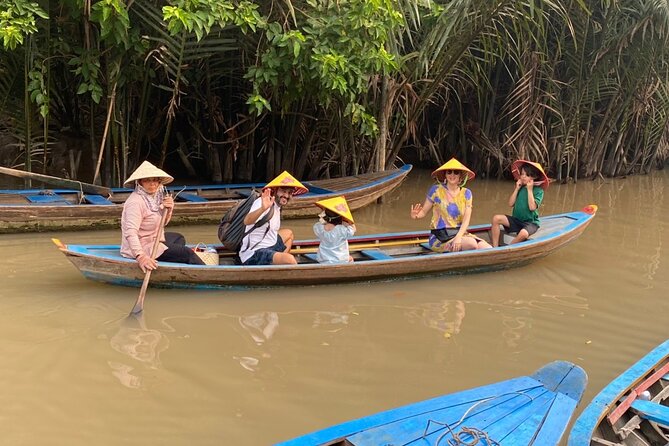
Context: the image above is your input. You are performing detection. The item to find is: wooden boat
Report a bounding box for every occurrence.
[0,164,412,233]
[53,207,597,289]
[276,360,587,446]
[568,339,669,446]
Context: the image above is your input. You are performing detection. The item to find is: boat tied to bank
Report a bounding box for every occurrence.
[0,164,412,233]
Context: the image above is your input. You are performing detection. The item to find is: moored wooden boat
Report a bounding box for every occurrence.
[276,360,587,446]
[568,339,669,446]
[53,207,596,290]
[0,164,411,233]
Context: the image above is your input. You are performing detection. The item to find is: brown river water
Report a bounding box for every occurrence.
[1,168,668,445]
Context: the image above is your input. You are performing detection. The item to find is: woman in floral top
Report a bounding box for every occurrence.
[410,158,491,252]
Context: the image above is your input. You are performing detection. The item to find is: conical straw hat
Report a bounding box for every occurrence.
[511,160,550,189]
[123,161,174,187]
[315,196,354,224]
[431,158,476,181]
[263,171,308,195]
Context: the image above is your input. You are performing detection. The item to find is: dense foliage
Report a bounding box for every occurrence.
[1,0,668,186]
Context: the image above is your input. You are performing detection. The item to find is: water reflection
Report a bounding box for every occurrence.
[405,300,466,339]
[238,312,280,346]
[311,311,350,331]
[108,313,169,388]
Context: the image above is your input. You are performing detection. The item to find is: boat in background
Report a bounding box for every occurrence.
[569,339,669,446]
[0,164,412,233]
[53,207,597,290]
[276,361,587,446]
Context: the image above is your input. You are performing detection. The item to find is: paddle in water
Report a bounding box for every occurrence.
[130,207,169,315]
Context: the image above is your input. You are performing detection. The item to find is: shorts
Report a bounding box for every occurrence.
[504,215,539,236]
[243,237,287,265]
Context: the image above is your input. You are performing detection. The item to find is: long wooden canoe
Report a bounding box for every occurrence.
[53,207,596,289]
[569,339,669,446]
[277,360,587,446]
[0,164,411,233]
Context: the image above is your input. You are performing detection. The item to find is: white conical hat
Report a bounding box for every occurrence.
[123,161,174,187]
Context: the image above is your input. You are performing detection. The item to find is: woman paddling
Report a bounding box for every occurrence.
[120,161,204,272]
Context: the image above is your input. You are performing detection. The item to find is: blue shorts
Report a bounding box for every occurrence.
[243,237,287,265]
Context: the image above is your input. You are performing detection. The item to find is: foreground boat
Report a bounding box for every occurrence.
[569,339,669,446]
[0,164,411,233]
[277,361,587,446]
[54,207,596,290]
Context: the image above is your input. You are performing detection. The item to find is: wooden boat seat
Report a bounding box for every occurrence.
[26,195,71,204]
[631,399,669,426]
[177,193,208,202]
[84,194,114,205]
[361,249,393,260]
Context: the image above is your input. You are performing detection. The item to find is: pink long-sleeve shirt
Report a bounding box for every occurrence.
[120,193,172,259]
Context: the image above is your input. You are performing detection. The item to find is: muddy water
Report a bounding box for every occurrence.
[1,168,668,445]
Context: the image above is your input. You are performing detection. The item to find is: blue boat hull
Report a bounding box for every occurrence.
[277,361,587,446]
[569,339,669,445]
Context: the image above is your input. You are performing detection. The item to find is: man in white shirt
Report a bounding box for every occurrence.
[239,172,308,265]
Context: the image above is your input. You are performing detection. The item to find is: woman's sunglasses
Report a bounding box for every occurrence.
[444,170,460,175]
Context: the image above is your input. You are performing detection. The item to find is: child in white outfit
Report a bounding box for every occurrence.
[313,198,356,263]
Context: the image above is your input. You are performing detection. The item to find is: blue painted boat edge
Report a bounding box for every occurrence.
[275,361,584,446]
[0,165,413,196]
[293,209,590,248]
[568,338,669,446]
[63,210,592,267]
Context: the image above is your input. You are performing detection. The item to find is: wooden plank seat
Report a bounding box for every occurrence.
[26,195,71,204]
[84,194,114,205]
[630,400,669,426]
[176,193,208,202]
[360,249,393,260]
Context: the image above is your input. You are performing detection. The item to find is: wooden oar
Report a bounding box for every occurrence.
[0,166,111,196]
[130,209,168,315]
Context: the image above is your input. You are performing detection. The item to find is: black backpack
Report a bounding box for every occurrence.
[217,191,275,252]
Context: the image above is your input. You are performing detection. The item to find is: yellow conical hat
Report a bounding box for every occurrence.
[511,160,550,189]
[263,171,309,195]
[123,161,174,187]
[431,158,476,181]
[315,196,354,224]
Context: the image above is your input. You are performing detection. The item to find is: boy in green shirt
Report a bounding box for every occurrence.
[490,160,549,247]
